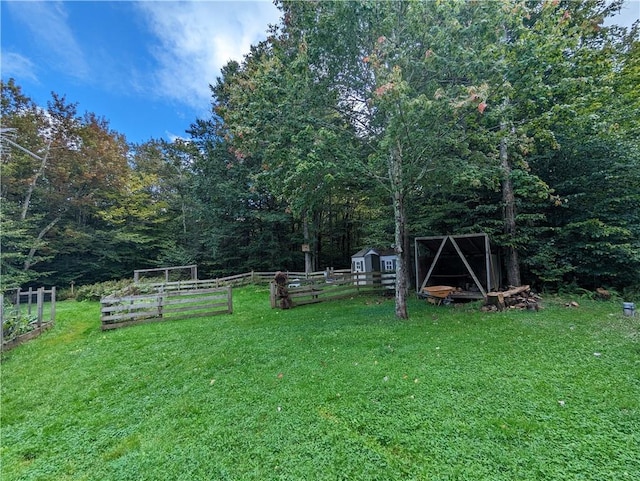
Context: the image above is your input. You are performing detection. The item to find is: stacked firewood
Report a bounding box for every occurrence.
[482,285,541,312]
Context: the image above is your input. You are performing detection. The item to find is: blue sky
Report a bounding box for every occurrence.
[1,1,281,144]
[1,1,638,145]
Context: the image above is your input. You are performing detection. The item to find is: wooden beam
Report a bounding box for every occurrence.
[484,234,491,292]
[449,236,487,297]
[419,237,448,292]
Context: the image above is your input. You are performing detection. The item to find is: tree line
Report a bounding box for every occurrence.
[2,0,639,316]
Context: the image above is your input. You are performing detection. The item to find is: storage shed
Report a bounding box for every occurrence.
[414,233,500,300]
[351,247,398,286]
[351,248,397,273]
[351,248,380,274]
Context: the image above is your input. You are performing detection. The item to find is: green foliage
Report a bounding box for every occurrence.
[74,279,136,302]
[0,207,39,290]
[2,1,639,294]
[1,290,639,479]
[209,21,368,272]
[1,300,38,340]
[187,122,302,276]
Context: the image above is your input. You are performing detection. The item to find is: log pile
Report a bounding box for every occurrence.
[482,285,541,312]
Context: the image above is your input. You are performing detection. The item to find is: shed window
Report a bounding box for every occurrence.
[383,259,395,271]
[354,260,364,272]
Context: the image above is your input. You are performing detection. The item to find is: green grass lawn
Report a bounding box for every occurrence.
[1,287,639,480]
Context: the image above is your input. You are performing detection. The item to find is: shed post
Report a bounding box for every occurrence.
[485,234,491,292]
[414,241,420,294]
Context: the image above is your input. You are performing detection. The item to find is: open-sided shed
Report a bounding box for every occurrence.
[414,233,500,300]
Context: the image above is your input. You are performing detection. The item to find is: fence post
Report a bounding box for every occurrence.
[37,287,44,328]
[1,293,4,346]
[51,287,56,324]
[28,287,33,316]
[158,287,164,318]
[15,287,21,318]
[227,285,233,314]
[270,283,276,308]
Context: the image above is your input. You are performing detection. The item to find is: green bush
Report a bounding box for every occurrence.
[73,278,167,301]
[75,278,137,301]
[1,301,38,340]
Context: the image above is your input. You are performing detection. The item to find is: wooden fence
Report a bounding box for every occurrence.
[138,269,353,291]
[133,264,198,283]
[100,285,232,330]
[270,271,396,308]
[1,287,56,351]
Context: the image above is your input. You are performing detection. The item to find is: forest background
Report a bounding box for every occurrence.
[2,0,639,300]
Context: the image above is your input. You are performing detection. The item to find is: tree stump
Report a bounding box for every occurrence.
[274,271,292,309]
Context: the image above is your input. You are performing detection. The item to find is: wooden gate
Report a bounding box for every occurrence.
[100,286,232,330]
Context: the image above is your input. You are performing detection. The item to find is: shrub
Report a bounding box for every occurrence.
[75,279,136,301]
[1,300,38,340]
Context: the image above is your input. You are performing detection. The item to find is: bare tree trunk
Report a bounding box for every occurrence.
[23,216,61,271]
[500,130,521,287]
[21,143,51,221]
[389,143,408,319]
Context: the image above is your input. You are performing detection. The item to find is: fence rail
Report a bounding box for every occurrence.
[270,272,396,308]
[1,287,56,351]
[139,269,353,291]
[101,286,232,330]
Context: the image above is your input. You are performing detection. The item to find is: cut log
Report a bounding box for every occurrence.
[486,292,506,310]
[487,285,530,298]
[483,285,539,312]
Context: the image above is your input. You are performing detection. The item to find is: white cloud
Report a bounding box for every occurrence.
[1,52,39,84]
[4,1,90,80]
[135,1,281,111]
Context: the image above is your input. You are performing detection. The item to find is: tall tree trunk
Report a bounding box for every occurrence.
[500,129,521,287]
[303,214,313,273]
[181,197,187,236]
[389,143,408,319]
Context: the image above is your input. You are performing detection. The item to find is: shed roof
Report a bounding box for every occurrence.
[351,247,379,258]
[352,247,397,258]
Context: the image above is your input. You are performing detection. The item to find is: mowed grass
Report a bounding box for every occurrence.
[1,286,639,481]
